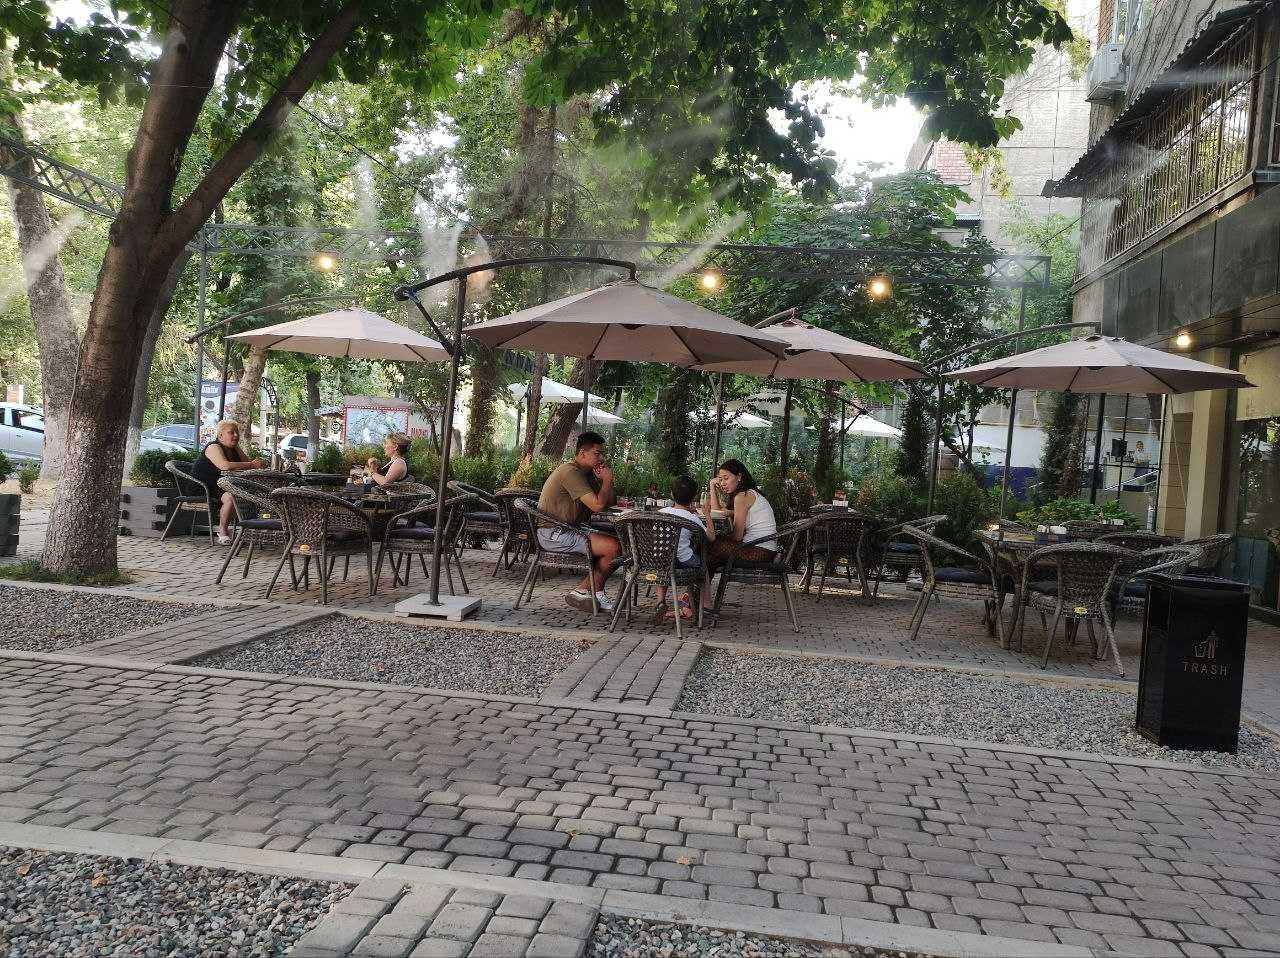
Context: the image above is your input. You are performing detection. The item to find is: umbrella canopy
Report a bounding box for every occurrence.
[463,280,788,365]
[695,316,926,382]
[697,407,772,429]
[502,404,622,426]
[945,335,1252,393]
[508,377,609,407]
[229,306,450,363]
[843,415,902,438]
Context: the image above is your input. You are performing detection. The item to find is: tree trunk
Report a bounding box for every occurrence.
[653,367,699,477]
[539,359,589,458]
[125,250,192,469]
[41,0,364,575]
[522,353,547,459]
[463,345,500,457]
[813,382,837,492]
[1059,398,1089,498]
[2,113,80,481]
[305,370,321,460]
[231,344,269,447]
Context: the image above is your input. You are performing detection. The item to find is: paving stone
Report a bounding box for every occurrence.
[409,938,470,958]
[352,935,415,958]
[428,903,491,941]
[527,933,586,958]
[496,896,553,921]
[539,902,596,939]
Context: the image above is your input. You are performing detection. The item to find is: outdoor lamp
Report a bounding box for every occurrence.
[1174,330,1192,349]
[313,252,338,272]
[866,273,893,300]
[700,269,722,292]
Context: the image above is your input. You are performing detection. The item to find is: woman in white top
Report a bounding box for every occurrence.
[704,458,777,572]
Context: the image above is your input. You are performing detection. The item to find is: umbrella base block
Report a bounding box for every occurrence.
[394,594,481,622]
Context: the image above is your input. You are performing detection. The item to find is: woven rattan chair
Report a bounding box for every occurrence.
[1096,530,1176,551]
[492,488,540,575]
[1061,520,1115,541]
[712,516,821,633]
[1112,544,1200,616]
[375,493,476,595]
[1183,533,1234,575]
[265,487,376,604]
[237,469,296,489]
[1016,541,1136,676]
[448,480,503,544]
[512,499,607,613]
[382,482,436,511]
[609,512,708,638]
[900,524,998,641]
[161,460,216,542]
[802,511,881,603]
[215,477,287,584]
[876,514,947,589]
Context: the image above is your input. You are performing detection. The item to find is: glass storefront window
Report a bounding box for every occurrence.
[1234,416,1280,609]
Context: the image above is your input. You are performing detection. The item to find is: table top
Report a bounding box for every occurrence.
[975,528,1041,552]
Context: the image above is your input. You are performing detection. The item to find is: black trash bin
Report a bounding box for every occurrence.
[1137,573,1250,752]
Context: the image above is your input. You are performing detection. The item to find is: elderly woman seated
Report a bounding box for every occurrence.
[361,432,411,487]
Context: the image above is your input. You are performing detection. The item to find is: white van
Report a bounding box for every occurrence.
[0,403,44,465]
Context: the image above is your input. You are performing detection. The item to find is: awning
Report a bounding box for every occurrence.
[1046,2,1263,198]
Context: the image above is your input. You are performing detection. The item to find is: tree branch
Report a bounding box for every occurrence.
[158,0,364,258]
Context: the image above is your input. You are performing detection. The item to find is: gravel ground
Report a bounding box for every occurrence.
[678,648,1280,774]
[0,584,219,654]
[195,615,585,697]
[0,845,348,957]
[589,915,933,958]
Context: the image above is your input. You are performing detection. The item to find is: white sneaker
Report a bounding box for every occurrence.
[216,533,233,546]
[594,590,614,612]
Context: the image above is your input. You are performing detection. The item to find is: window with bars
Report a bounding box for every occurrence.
[1079,22,1257,276]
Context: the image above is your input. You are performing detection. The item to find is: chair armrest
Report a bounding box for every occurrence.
[902,525,986,570]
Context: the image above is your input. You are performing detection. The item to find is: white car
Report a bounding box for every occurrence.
[276,432,339,463]
[0,403,45,465]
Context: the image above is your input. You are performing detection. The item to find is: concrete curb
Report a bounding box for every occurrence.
[0,823,1092,958]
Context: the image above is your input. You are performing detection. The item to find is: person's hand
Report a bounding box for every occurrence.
[250,458,264,469]
[366,457,379,470]
[595,464,613,484]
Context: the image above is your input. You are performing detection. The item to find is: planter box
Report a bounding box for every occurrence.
[119,485,182,538]
[0,493,19,557]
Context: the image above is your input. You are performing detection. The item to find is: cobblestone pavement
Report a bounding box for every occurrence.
[2,655,1279,956]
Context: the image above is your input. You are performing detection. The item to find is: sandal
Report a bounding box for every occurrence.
[663,596,695,622]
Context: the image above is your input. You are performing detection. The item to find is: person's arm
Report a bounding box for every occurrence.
[731,490,754,542]
[367,458,405,486]
[205,445,262,472]
[578,465,613,514]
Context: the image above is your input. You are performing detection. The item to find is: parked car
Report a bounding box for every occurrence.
[0,403,44,465]
[141,422,197,450]
[276,432,339,464]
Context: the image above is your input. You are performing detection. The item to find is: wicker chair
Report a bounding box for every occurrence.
[900,525,998,642]
[1111,544,1200,616]
[265,487,376,604]
[375,493,476,595]
[161,460,216,542]
[609,512,708,637]
[492,488,540,575]
[1096,531,1176,551]
[1016,542,1136,676]
[448,480,503,544]
[382,482,437,512]
[215,477,287,584]
[1061,520,1115,541]
[877,514,947,588]
[512,499,608,613]
[712,516,821,633]
[237,469,296,489]
[1183,533,1234,575]
[802,511,880,603]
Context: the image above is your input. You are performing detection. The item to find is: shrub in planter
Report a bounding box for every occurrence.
[17,464,38,494]
[852,469,924,522]
[341,444,384,473]
[128,447,195,486]
[0,450,12,486]
[934,469,998,553]
[1016,496,1137,528]
[506,457,553,491]
[312,442,343,474]
[449,455,505,493]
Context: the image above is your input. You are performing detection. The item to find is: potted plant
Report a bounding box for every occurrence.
[119,448,196,538]
[0,451,17,557]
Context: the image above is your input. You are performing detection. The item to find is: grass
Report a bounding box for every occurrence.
[0,559,135,587]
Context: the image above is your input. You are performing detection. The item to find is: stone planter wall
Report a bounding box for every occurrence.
[118,485,180,538]
[0,493,19,557]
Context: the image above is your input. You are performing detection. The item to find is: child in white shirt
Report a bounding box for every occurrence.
[655,476,714,621]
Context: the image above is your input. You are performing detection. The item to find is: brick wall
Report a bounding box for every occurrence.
[932,141,973,185]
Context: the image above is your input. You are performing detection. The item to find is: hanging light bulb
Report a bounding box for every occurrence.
[1174,330,1192,349]
[700,269,722,292]
[313,252,338,272]
[866,273,893,300]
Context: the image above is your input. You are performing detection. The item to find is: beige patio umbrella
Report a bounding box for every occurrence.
[696,316,926,382]
[229,306,450,363]
[944,334,1251,392]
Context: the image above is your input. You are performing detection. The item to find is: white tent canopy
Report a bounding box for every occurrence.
[839,414,901,438]
[508,377,610,407]
[502,404,622,426]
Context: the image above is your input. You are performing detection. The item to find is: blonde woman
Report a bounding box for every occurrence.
[365,432,410,486]
[192,420,264,544]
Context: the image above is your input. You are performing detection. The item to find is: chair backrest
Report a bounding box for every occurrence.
[383,481,436,508]
[448,479,496,509]
[1183,532,1234,571]
[812,511,875,557]
[270,487,367,547]
[1029,541,1135,610]
[217,476,277,522]
[613,512,705,577]
[901,523,983,579]
[1123,543,1199,580]
[1061,520,1114,540]
[992,517,1029,533]
[495,488,540,535]
[237,469,295,490]
[1096,531,1175,551]
[434,493,478,548]
[165,459,205,496]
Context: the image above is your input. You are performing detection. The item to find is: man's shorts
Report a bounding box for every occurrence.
[537,527,591,555]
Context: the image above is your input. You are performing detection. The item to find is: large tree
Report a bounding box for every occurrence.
[6,0,1069,574]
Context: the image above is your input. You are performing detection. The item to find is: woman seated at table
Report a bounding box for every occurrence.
[704,458,777,571]
[191,420,264,545]
[364,432,410,487]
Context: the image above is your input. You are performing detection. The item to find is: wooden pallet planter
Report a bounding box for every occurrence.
[118,485,190,538]
[0,494,19,557]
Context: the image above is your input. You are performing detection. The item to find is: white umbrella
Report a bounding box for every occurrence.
[503,404,622,426]
[697,406,771,429]
[843,415,902,438]
[229,306,449,363]
[508,377,610,407]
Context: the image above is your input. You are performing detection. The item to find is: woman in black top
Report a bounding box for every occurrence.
[192,420,263,544]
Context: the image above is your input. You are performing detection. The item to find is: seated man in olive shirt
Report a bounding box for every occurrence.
[536,431,622,613]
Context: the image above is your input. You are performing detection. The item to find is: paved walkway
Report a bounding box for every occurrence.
[2,652,1279,955]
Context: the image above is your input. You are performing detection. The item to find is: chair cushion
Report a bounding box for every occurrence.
[239,518,283,531]
[326,528,367,543]
[390,526,436,541]
[727,559,782,572]
[932,566,989,585]
[884,542,921,554]
[465,511,500,524]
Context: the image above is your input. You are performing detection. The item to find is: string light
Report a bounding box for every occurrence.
[866,273,893,300]
[313,252,338,272]
[700,269,722,292]
[1174,330,1192,349]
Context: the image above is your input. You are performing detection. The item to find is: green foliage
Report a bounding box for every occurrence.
[341,445,384,473]
[896,393,931,486]
[853,471,924,523]
[1035,392,1082,504]
[0,451,12,486]
[16,464,38,494]
[0,558,134,587]
[1016,497,1137,527]
[409,447,442,485]
[312,443,343,475]
[507,457,554,491]
[448,455,504,494]
[128,448,195,487]
[757,466,818,523]
[934,469,998,552]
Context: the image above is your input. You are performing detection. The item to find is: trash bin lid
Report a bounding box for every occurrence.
[1147,572,1250,594]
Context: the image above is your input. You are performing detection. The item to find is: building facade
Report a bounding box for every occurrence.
[1053,0,1280,617]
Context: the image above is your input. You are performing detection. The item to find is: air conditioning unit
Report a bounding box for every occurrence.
[1087,44,1126,101]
